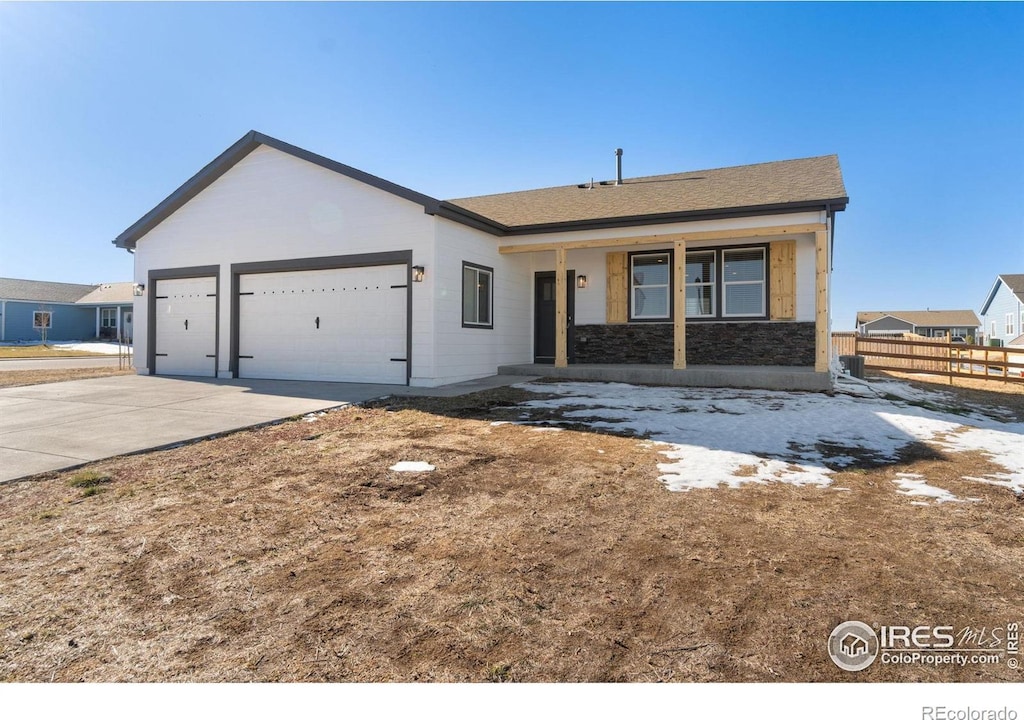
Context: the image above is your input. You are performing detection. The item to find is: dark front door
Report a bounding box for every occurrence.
[534,270,575,364]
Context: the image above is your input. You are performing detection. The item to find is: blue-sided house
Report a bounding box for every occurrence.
[0,278,135,343]
[980,274,1024,347]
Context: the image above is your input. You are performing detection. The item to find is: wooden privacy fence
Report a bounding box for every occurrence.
[847,335,1024,384]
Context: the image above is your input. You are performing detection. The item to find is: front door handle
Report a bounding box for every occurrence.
[315,316,320,329]
[184,319,188,331]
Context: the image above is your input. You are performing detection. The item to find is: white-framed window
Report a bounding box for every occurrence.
[33,311,52,329]
[1008,313,1016,337]
[462,262,493,329]
[992,321,998,337]
[685,251,716,318]
[630,252,671,320]
[722,248,767,317]
[100,307,117,328]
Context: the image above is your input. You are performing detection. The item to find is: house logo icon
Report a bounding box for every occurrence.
[828,621,879,671]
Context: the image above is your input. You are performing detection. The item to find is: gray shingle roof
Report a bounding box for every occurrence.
[857,310,981,327]
[998,274,1024,299]
[446,155,848,230]
[75,282,135,305]
[0,278,99,304]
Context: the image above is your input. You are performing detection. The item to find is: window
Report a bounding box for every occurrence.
[33,311,51,329]
[1008,313,1017,337]
[722,248,766,317]
[992,321,998,337]
[628,246,768,322]
[685,252,715,318]
[462,262,493,328]
[630,252,671,319]
[101,307,117,328]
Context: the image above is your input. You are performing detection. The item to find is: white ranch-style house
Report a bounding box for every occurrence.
[114,132,848,391]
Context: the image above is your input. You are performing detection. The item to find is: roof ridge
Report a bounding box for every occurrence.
[449,154,840,202]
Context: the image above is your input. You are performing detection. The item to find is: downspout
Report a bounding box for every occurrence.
[1,300,5,341]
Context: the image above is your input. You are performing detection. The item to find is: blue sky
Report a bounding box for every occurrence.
[0,2,1021,329]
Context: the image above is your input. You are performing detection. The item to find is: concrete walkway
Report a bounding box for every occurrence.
[0,373,535,483]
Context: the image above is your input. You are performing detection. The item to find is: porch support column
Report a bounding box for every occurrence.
[673,239,686,369]
[555,247,568,368]
[95,307,100,339]
[814,229,829,372]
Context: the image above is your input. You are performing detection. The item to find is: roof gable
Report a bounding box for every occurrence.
[981,274,1024,315]
[75,282,135,305]
[114,131,443,250]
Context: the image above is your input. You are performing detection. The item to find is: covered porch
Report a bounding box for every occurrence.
[500,221,833,388]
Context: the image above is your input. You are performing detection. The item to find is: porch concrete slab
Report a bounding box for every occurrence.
[497,363,833,392]
[0,372,533,484]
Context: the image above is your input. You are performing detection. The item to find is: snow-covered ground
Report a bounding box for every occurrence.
[513,377,1024,497]
[0,341,128,355]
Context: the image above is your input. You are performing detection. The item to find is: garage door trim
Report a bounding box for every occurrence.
[229,250,413,383]
[146,265,220,376]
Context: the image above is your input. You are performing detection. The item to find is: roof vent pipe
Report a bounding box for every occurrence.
[615,148,623,186]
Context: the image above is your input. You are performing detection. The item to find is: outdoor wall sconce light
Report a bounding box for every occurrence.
[133,283,146,296]
[576,275,588,289]
[412,266,425,282]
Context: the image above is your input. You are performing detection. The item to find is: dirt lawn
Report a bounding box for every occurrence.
[0,382,1021,682]
[0,367,134,389]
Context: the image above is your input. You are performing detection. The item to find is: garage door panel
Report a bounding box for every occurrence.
[154,277,217,377]
[238,265,407,384]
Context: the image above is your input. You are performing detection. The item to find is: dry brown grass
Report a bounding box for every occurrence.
[874,370,1024,420]
[0,388,1021,683]
[0,347,112,359]
[0,367,134,389]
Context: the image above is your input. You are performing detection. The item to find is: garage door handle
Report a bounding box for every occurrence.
[315,316,320,329]
[184,319,188,330]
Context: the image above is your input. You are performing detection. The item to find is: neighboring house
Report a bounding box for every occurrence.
[0,278,135,343]
[855,310,981,340]
[979,274,1024,347]
[113,131,848,390]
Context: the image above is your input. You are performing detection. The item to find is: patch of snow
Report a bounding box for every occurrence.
[490,421,512,426]
[892,473,971,504]
[530,427,564,433]
[389,461,435,473]
[513,379,1024,495]
[0,340,127,355]
[302,411,327,423]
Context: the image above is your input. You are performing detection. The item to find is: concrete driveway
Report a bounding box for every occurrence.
[0,373,531,483]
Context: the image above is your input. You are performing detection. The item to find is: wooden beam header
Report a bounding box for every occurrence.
[497,223,826,255]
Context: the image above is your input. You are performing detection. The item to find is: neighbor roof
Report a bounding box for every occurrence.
[0,278,99,304]
[856,310,981,327]
[76,282,135,305]
[445,155,848,232]
[980,273,1024,315]
[114,131,848,249]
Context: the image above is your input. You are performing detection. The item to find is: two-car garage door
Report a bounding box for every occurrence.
[152,265,408,384]
[237,265,407,384]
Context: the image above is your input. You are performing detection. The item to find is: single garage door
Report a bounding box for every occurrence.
[237,265,407,384]
[154,276,217,377]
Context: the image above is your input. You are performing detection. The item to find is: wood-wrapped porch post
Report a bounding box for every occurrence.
[555,247,567,368]
[674,239,686,369]
[815,229,829,372]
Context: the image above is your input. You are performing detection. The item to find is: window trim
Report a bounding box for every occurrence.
[1007,312,1016,337]
[684,250,716,319]
[33,310,52,329]
[461,261,494,330]
[721,246,768,319]
[628,251,673,322]
[627,245,770,323]
[100,307,118,329]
